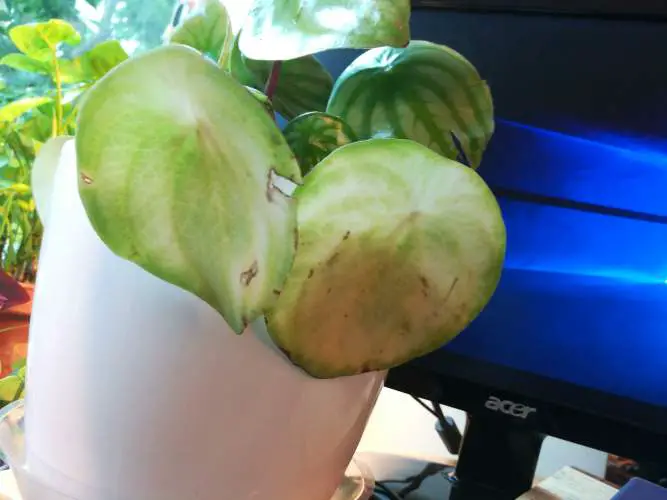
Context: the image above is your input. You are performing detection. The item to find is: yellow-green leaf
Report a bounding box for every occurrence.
[0,97,51,124]
[10,183,30,194]
[0,53,50,74]
[9,20,81,57]
[0,375,21,402]
[81,40,129,80]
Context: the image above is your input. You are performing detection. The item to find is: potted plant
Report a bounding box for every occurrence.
[0,20,128,400]
[9,1,506,499]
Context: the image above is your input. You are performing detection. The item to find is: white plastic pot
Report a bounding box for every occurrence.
[15,140,385,500]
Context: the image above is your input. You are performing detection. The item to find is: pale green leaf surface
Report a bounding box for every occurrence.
[283,111,357,175]
[239,0,411,61]
[169,0,233,62]
[75,45,302,333]
[81,40,129,80]
[32,136,73,225]
[327,41,495,169]
[267,139,505,378]
[230,36,332,120]
[0,97,51,124]
[9,20,81,57]
[0,53,50,74]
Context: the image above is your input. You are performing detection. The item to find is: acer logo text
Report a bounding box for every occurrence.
[484,396,537,419]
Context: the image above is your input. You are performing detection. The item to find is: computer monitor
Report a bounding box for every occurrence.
[319,2,667,498]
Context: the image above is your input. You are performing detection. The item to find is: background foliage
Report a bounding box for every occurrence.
[0,0,175,281]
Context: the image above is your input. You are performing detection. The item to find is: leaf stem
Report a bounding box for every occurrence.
[264,61,283,102]
[217,19,235,72]
[51,46,64,136]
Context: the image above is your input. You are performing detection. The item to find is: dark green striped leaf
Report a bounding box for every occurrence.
[76,45,302,333]
[327,41,494,169]
[231,37,333,120]
[283,112,357,175]
[239,0,411,61]
[169,0,233,62]
[267,139,506,378]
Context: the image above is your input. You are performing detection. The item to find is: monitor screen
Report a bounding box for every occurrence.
[402,7,667,433]
[319,7,667,445]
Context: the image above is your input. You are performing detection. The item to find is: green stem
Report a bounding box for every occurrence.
[218,21,235,72]
[51,46,64,136]
[0,194,15,240]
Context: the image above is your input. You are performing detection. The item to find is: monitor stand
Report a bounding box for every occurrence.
[445,414,546,499]
[419,414,545,500]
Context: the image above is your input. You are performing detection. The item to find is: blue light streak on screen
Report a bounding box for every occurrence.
[446,119,667,407]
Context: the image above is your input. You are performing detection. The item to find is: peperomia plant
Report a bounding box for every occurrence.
[35,0,506,378]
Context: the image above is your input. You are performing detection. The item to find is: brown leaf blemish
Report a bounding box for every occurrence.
[80,172,94,185]
[326,251,340,267]
[343,231,351,241]
[266,169,277,202]
[240,260,259,286]
[443,277,459,305]
[307,269,314,279]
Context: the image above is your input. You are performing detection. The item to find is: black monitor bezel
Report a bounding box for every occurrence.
[387,348,667,463]
[411,0,667,20]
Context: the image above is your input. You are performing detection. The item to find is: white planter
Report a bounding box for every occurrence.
[15,141,385,500]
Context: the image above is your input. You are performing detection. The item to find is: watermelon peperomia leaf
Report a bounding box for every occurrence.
[169,0,233,64]
[75,45,302,333]
[283,112,357,175]
[239,0,411,61]
[266,139,506,378]
[327,41,494,169]
[230,36,333,120]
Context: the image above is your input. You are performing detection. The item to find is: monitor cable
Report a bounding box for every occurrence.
[370,396,460,498]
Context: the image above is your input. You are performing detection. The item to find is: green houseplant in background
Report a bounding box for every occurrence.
[0,18,127,405]
[9,1,506,499]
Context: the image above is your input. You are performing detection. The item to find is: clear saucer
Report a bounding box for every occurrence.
[0,400,374,500]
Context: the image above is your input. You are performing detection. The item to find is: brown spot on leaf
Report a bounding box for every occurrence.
[240,260,259,286]
[419,275,430,289]
[307,269,314,279]
[443,277,459,305]
[272,289,281,296]
[266,169,276,202]
[343,231,351,241]
[80,172,94,185]
[326,251,340,267]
